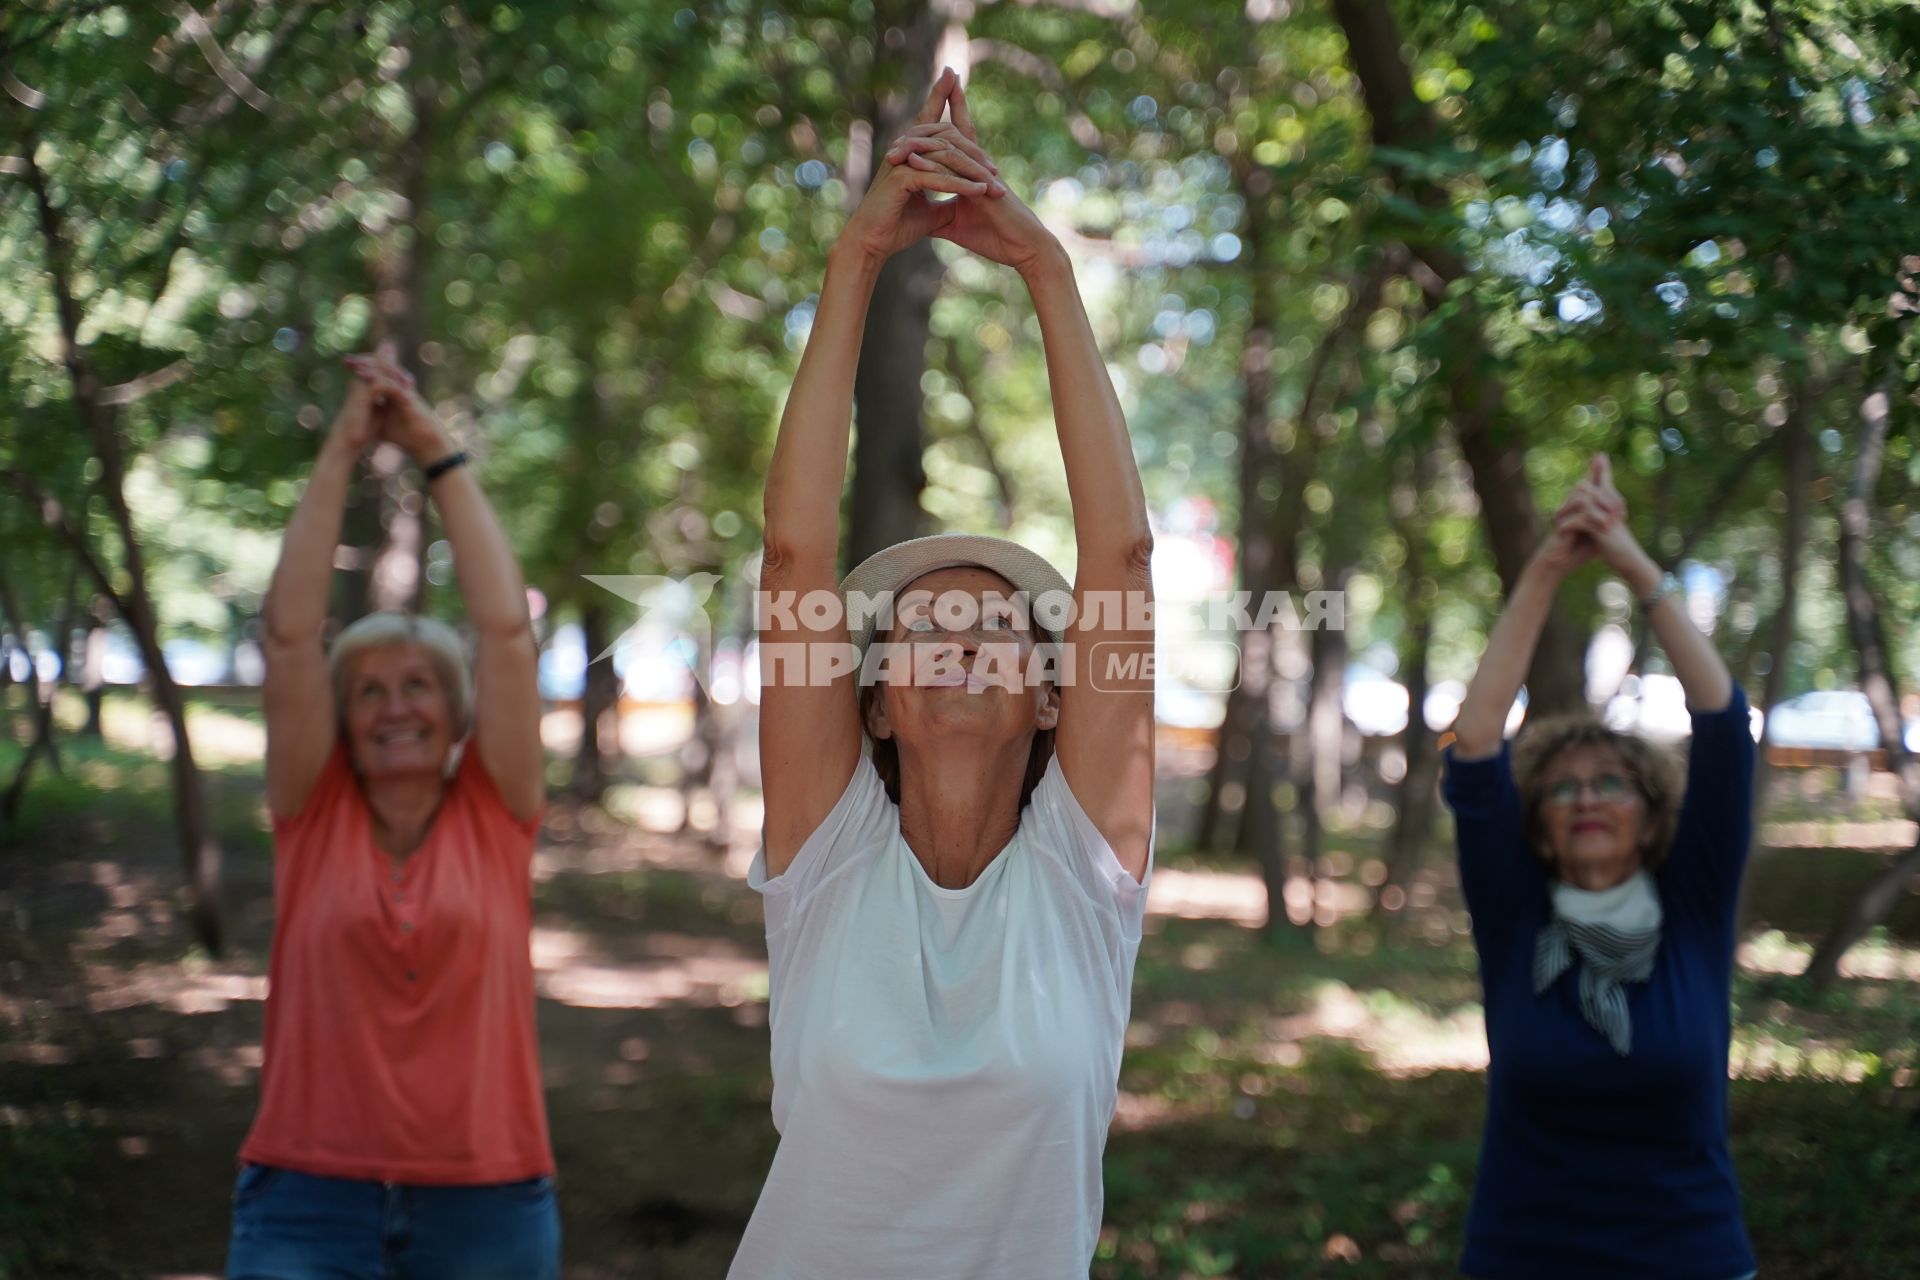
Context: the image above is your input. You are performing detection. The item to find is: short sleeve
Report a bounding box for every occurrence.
[1661,684,1757,928]
[1022,755,1151,941]
[1441,740,1542,933]
[749,753,896,935]
[270,742,356,839]
[453,742,545,842]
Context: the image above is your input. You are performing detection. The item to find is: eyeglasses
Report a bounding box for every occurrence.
[1541,772,1637,807]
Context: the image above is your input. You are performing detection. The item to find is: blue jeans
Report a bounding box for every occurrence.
[225,1163,560,1280]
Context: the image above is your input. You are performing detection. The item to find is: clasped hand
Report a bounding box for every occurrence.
[1538,453,1650,580]
[326,342,453,465]
[841,67,1060,275]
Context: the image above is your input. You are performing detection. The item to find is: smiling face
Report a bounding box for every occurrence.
[864,566,1059,754]
[1536,744,1649,889]
[340,642,458,781]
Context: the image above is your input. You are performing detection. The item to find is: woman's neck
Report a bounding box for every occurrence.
[1557,856,1642,892]
[893,740,1031,889]
[361,772,448,858]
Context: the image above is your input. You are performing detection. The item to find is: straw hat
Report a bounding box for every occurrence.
[838,533,1073,651]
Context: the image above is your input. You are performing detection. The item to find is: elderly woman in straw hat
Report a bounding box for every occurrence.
[731,68,1155,1279]
[226,347,558,1279]
[1444,454,1757,1280]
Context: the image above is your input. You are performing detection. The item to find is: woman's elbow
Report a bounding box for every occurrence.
[1083,528,1154,579]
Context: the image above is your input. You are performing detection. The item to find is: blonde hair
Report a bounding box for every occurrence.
[327,612,473,736]
[1512,716,1684,874]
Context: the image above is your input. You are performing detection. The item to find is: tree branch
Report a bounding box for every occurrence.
[967,38,1107,152]
[0,471,129,619]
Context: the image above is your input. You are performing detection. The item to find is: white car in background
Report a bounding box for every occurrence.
[1759,688,1920,753]
[1605,674,1766,742]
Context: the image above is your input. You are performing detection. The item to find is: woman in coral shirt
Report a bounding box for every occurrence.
[227,346,556,1280]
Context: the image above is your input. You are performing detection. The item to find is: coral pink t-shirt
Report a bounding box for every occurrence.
[238,744,553,1185]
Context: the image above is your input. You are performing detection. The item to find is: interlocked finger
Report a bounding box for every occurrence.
[345,353,415,386]
[901,166,990,199]
[894,137,999,186]
[1571,482,1624,520]
[890,122,998,174]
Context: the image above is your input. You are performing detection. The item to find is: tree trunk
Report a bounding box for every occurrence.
[1741,397,1810,928]
[1218,173,1302,939]
[1805,374,1920,987]
[1331,0,1586,716]
[1194,654,1254,854]
[1306,562,1351,824]
[362,65,438,616]
[1379,451,1440,913]
[1450,415,1588,716]
[848,243,939,563]
[1196,171,1378,886]
[79,596,107,738]
[679,629,716,833]
[0,561,71,824]
[571,600,619,802]
[23,143,222,953]
[845,4,948,566]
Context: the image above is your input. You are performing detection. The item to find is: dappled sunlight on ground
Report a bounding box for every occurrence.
[1268,981,1489,1076]
[1145,867,1371,927]
[1740,928,1920,981]
[540,704,696,759]
[95,696,266,768]
[1761,818,1918,850]
[532,923,767,1012]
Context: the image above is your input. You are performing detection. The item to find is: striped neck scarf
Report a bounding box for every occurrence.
[1533,870,1663,1056]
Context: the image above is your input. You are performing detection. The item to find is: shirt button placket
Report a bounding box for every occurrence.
[395,866,416,981]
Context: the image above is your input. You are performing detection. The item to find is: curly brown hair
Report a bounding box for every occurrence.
[1511,715,1685,875]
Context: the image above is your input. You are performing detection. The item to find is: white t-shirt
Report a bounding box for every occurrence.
[729,753,1152,1280]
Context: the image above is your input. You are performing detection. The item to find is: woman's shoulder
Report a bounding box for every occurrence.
[446,742,543,843]
[1017,756,1152,901]
[752,753,897,896]
[271,743,360,837]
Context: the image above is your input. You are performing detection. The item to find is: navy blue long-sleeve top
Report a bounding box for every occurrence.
[1441,685,1759,1280]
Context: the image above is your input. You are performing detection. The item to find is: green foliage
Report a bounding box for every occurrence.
[5,0,1916,694]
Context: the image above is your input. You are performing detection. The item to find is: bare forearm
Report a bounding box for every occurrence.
[1455,556,1561,756]
[264,438,356,643]
[1022,249,1150,556]
[430,466,531,635]
[1616,548,1733,711]
[763,246,881,559]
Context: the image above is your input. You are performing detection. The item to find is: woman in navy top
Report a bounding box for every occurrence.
[1442,454,1758,1280]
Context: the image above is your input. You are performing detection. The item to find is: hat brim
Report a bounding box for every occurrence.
[838,533,1073,651]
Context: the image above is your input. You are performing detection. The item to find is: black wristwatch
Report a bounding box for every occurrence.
[424,451,468,482]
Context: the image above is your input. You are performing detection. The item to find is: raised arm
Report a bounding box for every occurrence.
[1577,455,1733,712]
[349,349,544,821]
[261,379,376,819]
[1452,561,1566,761]
[759,70,997,874]
[1451,460,1620,759]
[890,81,1153,879]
